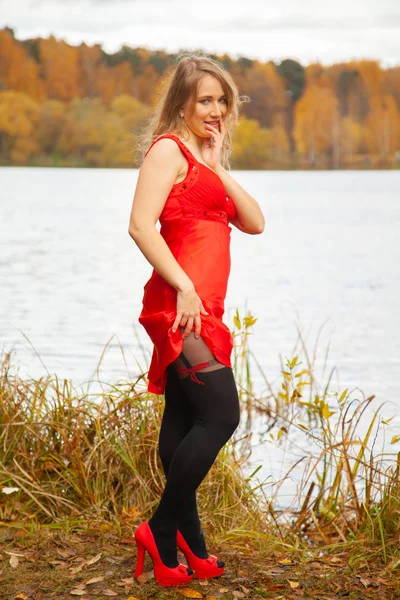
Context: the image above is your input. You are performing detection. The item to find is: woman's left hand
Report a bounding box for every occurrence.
[202,119,225,170]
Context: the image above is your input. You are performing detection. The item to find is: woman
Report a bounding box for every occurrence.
[128,54,264,587]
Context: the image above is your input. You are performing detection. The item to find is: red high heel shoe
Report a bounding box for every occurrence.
[134,521,193,587]
[176,529,225,579]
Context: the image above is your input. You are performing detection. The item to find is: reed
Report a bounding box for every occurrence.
[1,313,400,566]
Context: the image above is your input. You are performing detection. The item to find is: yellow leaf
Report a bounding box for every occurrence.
[289,355,298,369]
[233,312,241,330]
[126,597,140,600]
[15,594,28,600]
[298,424,308,431]
[288,580,300,588]
[338,388,348,403]
[277,427,288,441]
[294,369,309,378]
[243,315,257,328]
[382,416,395,425]
[322,402,329,419]
[279,558,294,565]
[281,370,291,381]
[179,588,203,598]
[391,435,400,444]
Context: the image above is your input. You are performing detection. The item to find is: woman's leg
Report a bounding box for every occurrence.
[158,365,207,558]
[149,333,240,568]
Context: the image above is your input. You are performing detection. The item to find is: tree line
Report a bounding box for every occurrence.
[0,27,399,169]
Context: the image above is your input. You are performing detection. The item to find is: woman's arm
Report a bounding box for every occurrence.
[215,166,265,234]
[128,138,208,338]
[128,138,194,292]
[202,121,265,235]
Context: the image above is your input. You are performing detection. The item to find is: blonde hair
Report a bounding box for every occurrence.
[137,53,246,169]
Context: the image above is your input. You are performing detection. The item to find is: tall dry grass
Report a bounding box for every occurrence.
[1,312,400,565]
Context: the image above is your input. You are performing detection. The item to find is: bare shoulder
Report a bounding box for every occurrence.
[144,137,183,166]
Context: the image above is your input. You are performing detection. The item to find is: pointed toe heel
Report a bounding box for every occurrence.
[134,521,193,587]
[176,529,225,579]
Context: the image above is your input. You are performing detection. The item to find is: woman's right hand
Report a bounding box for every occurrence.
[172,286,209,339]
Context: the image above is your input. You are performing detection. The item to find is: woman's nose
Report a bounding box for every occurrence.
[210,103,221,117]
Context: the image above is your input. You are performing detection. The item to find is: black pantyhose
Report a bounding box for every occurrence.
[148,333,240,568]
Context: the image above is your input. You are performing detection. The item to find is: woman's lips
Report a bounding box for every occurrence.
[205,120,220,131]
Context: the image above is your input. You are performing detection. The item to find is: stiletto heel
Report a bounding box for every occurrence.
[134,521,194,587]
[176,529,225,579]
[134,538,145,578]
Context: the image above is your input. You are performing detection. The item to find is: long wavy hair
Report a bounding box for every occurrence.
[137,53,246,169]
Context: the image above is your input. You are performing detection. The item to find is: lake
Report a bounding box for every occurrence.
[1,167,399,503]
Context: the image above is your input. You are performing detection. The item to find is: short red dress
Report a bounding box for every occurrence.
[138,134,237,394]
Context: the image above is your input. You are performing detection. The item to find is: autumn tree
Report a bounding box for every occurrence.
[277,59,305,153]
[39,36,81,101]
[0,90,40,163]
[241,61,288,128]
[293,85,339,163]
[0,29,43,100]
[232,116,272,169]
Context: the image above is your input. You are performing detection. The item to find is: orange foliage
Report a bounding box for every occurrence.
[294,85,339,159]
[39,36,80,101]
[0,30,44,100]
[0,90,40,162]
[0,29,399,167]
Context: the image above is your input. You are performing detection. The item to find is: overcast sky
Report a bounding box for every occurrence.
[1,0,399,66]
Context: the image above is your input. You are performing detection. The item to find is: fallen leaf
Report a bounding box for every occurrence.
[218,589,230,593]
[237,569,249,576]
[271,568,285,576]
[135,572,149,584]
[103,590,119,597]
[233,592,245,598]
[70,590,86,596]
[329,556,343,563]
[198,579,209,585]
[240,586,251,593]
[126,597,140,600]
[279,559,295,565]
[288,580,300,589]
[50,560,68,567]
[359,576,379,588]
[14,594,28,600]
[10,555,19,569]
[85,576,104,585]
[117,577,135,587]
[86,553,102,566]
[179,588,203,598]
[120,537,135,544]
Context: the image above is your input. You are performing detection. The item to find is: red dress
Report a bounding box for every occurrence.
[138,134,237,394]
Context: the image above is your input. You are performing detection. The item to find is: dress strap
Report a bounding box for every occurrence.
[145,134,197,168]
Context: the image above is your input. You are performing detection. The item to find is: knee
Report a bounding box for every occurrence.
[218,404,241,441]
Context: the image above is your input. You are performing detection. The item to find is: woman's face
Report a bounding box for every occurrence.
[181,74,228,139]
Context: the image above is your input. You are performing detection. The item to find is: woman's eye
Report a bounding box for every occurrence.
[200,99,209,105]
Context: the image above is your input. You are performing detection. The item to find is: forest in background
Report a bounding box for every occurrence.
[1,26,400,169]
